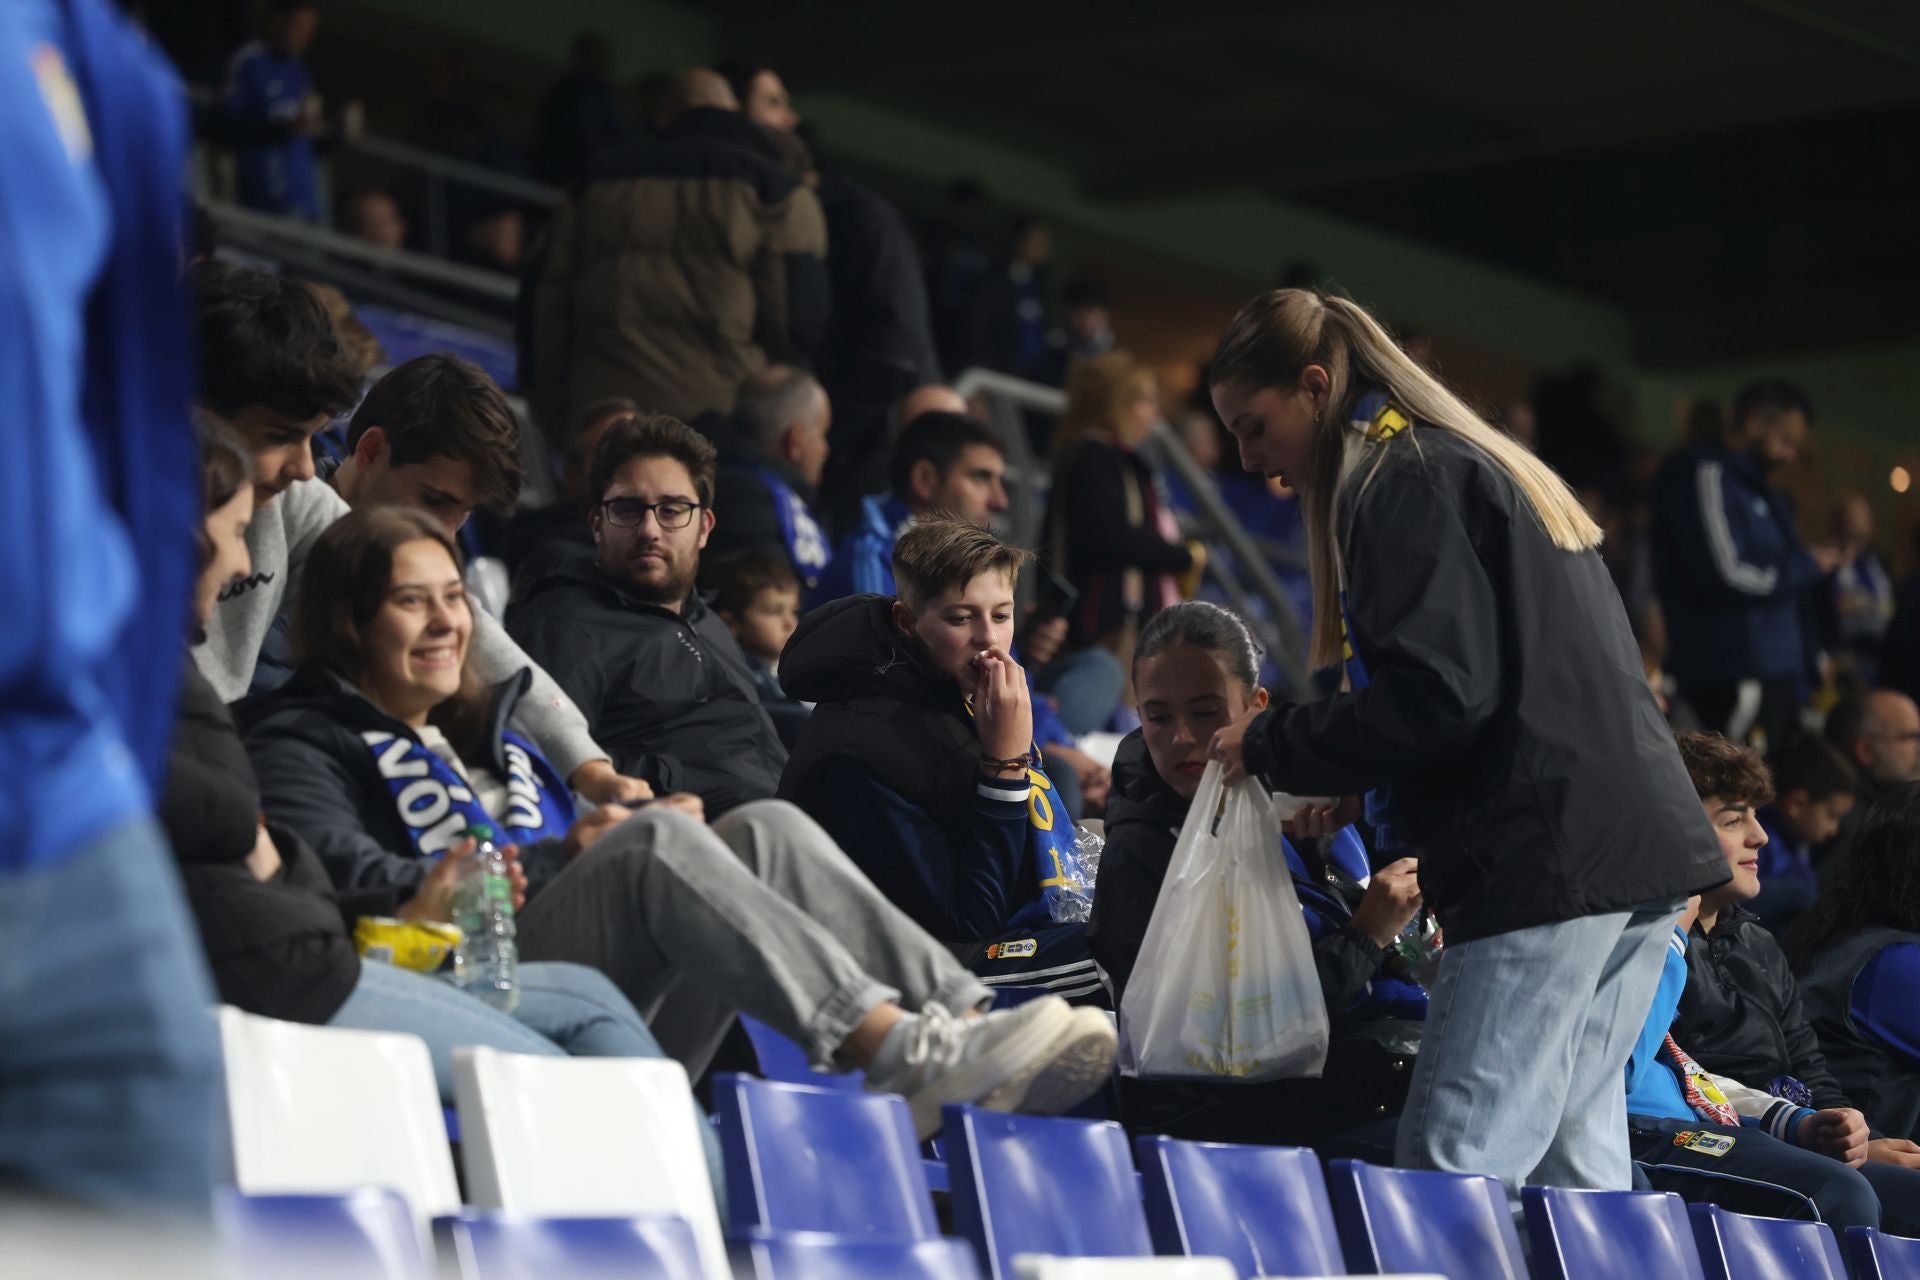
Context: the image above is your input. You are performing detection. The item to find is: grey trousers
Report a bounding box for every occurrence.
[1394,898,1685,1197]
[516,799,993,1074]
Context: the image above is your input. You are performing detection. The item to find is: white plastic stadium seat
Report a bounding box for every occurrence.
[451,1046,729,1280]
[215,1006,460,1229]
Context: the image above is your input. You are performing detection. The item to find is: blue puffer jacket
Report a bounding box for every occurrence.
[1650,441,1823,689]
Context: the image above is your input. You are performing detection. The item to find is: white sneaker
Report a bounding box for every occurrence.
[865,998,1118,1139]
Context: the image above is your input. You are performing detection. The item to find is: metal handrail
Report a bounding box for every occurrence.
[346,134,562,207]
[203,199,520,301]
[951,367,1310,692]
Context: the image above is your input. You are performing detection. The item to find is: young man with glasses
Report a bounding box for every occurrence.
[510,414,790,815]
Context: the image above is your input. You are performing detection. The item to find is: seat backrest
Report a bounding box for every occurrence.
[216,1006,460,1226]
[1326,1159,1526,1280]
[1522,1187,1705,1280]
[945,1105,1153,1280]
[1010,1259,1239,1279]
[438,1212,704,1280]
[1845,1225,1920,1280]
[1689,1203,1845,1280]
[739,1016,864,1090]
[1135,1135,1344,1278]
[713,1073,936,1238]
[451,1047,729,1280]
[736,1232,985,1280]
[217,1188,429,1280]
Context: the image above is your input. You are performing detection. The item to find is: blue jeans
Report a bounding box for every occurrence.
[329,959,669,1099]
[330,958,723,1198]
[1037,646,1126,737]
[0,818,221,1214]
[1631,1114,1881,1228]
[1395,900,1683,1196]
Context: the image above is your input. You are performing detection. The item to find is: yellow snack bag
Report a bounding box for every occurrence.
[354,916,461,973]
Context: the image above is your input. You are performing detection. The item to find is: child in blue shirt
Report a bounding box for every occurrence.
[223,1,323,220]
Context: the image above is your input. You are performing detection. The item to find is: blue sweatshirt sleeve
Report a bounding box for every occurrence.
[1850,943,1920,1066]
[810,754,1033,942]
[1625,927,1691,1101]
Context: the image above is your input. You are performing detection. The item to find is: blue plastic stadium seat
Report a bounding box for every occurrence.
[1688,1203,1845,1280]
[1326,1159,1527,1279]
[713,1072,937,1238]
[1521,1186,1705,1280]
[436,1212,703,1280]
[1134,1135,1345,1278]
[734,1231,985,1279]
[945,1105,1153,1280]
[739,1015,864,1091]
[217,1188,428,1280]
[1844,1225,1920,1280]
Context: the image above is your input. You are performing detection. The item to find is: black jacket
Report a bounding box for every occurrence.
[508,549,786,814]
[1243,425,1729,944]
[237,664,575,902]
[1045,437,1193,646]
[1091,729,1421,1145]
[1798,927,1920,1141]
[164,662,374,1025]
[779,594,1041,942]
[1673,905,1851,1111]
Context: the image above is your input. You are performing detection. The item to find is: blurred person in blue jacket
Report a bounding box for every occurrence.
[0,0,219,1214]
[1651,381,1840,751]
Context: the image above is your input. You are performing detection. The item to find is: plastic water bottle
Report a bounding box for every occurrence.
[450,822,518,1012]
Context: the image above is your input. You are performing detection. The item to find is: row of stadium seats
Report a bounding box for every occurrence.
[216,1005,1920,1278]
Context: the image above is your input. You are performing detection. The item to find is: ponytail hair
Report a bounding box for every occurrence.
[1134,601,1261,694]
[1210,289,1601,668]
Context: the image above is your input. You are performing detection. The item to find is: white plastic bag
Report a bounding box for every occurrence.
[1118,761,1330,1082]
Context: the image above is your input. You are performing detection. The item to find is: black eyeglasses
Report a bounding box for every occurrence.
[599,497,703,530]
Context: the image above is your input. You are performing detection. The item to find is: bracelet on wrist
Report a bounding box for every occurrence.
[978,752,1034,774]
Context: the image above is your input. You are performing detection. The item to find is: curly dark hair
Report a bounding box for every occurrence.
[1673,730,1775,809]
[1786,783,1920,969]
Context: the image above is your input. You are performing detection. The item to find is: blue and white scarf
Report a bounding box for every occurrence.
[1015,755,1094,927]
[756,466,832,590]
[361,727,574,857]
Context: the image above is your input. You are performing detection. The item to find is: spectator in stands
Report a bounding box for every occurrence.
[925,177,995,376]
[341,189,407,252]
[710,548,810,750]
[782,519,1105,1003]
[523,67,829,442]
[507,395,636,587]
[529,31,628,188]
[1626,895,1889,1229]
[244,505,1116,1132]
[454,202,526,274]
[1204,288,1729,1197]
[1040,277,1117,385]
[191,262,649,808]
[1651,380,1838,750]
[813,150,944,531]
[1045,351,1195,678]
[1751,734,1859,931]
[812,410,1112,815]
[1818,690,1920,878]
[968,214,1055,386]
[900,382,971,424]
[173,424,694,1117]
[1662,731,1920,1227]
[251,353,528,688]
[723,64,800,133]
[510,414,788,814]
[1,0,219,1209]
[1791,783,1920,1145]
[222,0,334,222]
[815,409,1009,603]
[1830,493,1897,686]
[705,366,834,594]
[1091,603,1425,1157]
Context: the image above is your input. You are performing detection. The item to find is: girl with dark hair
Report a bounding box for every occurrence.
[1204,288,1729,1194]
[1791,784,1920,1142]
[241,506,1118,1138]
[1089,602,1423,1155]
[167,427,683,1112]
